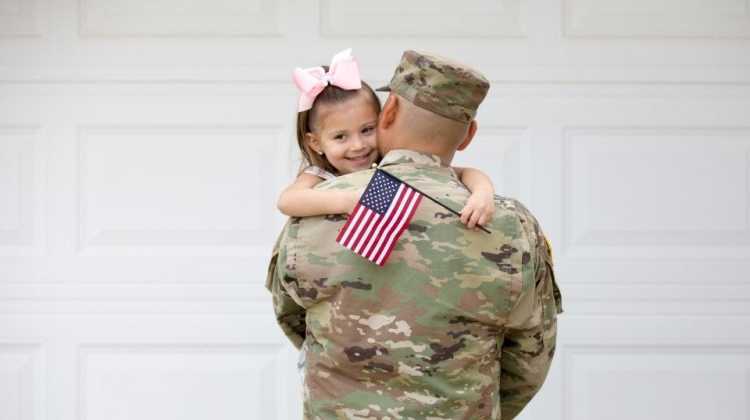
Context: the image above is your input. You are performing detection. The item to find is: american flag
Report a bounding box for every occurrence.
[336,169,423,266]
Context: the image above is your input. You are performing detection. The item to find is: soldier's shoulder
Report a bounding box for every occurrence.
[494,195,533,217]
[315,169,374,191]
[491,195,544,242]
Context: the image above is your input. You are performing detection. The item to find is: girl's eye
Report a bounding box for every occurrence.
[362,126,375,134]
[334,134,345,141]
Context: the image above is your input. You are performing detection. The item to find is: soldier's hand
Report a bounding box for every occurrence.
[460,190,495,230]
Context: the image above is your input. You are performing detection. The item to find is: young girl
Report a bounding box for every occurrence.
[277,49,495,230]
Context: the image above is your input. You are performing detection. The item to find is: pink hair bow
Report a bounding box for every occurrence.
[293,48,362,112]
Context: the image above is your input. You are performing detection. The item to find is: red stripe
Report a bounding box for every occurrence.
[354,212,381,254]
[369,188,415,262]
[377,193,422,266]
[336,203,361,242]
[345,209,375,250]
[344,208,373,249]
[374,189,418,265]
[362,186,410,260]
[361,186,408,260]
[337,204,365,244]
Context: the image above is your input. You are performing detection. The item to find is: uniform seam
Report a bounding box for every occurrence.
[503,200,536,320]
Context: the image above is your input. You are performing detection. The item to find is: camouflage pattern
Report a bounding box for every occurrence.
[266,149,563,420]
[376,50,490,123]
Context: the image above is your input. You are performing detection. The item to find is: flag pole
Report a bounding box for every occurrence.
[378,169,492,235]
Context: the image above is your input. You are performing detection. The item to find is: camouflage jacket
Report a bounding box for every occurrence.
[266,149,563,419]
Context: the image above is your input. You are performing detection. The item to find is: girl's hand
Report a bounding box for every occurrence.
[340,188,364,215]
[460,190,495,230]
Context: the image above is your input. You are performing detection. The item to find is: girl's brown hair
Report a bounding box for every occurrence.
[296,66,382,176]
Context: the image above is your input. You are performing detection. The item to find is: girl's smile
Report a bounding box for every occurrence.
[345,149,377,166]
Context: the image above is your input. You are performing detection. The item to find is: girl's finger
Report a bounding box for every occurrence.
[464,210,473,227]
[465,211,475,226]
[469,212,481,229]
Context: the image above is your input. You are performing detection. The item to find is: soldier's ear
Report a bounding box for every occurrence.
[378,95,398,130]
[457,120,477,151]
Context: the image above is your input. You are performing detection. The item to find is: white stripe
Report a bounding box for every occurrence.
[350,210,378,252]
[367,188,413,262]
[343,208,373,249]
[375,190,420,265]
[361,184,406,258]
[354,212,381,254]
[338,205,366,245]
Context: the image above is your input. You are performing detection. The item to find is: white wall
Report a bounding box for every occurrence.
[1,0,749,419]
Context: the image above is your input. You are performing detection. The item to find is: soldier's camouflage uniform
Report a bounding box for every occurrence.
[266,149,563,420]
[267,50,563,419]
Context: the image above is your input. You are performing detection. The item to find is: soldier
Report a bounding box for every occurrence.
[266,50,563,419]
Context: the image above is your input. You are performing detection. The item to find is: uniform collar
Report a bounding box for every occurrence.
[378,149,444,168]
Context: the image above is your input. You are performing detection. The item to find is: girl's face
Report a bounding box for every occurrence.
[306,91,380,175]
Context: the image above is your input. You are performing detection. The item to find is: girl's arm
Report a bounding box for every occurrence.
[277,173,359,217]
[454,166,496,230]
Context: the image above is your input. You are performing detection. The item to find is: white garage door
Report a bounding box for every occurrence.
[1,1,749,419]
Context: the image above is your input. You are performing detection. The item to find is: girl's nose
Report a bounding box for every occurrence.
[350,135,367,150]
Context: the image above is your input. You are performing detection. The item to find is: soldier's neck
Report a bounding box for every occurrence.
[386,141,455,166]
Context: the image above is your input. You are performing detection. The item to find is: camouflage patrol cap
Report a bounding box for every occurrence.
[376,50,490,123]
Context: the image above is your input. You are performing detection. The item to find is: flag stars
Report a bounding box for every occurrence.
[361,171,400,214]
